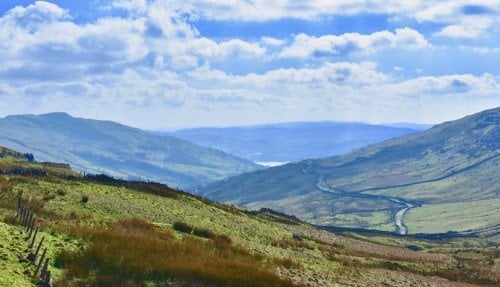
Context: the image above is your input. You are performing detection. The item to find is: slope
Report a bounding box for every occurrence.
[0,113,259,188]
[0,152,497,286]
[169,122,422,163]
[201,107,500,234]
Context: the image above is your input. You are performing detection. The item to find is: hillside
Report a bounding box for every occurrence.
[0,151,498,286]
[169,122,422,163]
[201,107,500,235]
[0,113,259,189]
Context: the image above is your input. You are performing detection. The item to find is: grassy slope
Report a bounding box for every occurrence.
[1,157,498,286]
[0,221,76,286]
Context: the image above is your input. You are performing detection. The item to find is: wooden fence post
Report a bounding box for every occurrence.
[26,211,34,232]
[28,218,36,239]
[17,196,22,217]
[40,257,50,279]
[22,208,29,227]
[32,237,45,262]
[30,226,39,248]
[34,249,46,277]
[20,207,26,225]
[44,270,51,286]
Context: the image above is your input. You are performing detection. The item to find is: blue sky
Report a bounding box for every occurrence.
[0,0,498,129]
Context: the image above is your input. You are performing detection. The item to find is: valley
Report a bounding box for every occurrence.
[201,107,500,240]
[169,122,422,162]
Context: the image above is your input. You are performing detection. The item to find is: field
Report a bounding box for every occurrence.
[405,199,500,234]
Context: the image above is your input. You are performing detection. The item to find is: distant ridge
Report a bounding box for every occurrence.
[169,121,422,162]
[0,113,260,188]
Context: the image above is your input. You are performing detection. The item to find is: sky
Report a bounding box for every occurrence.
[0,0,499,130]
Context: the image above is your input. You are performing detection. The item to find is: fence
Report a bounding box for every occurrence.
[16,196,53,287]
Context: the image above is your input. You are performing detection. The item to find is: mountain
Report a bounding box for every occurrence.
[0,113,259,188]
[168,122,423,163]
[1,148,497,286]
[201,107,500,235]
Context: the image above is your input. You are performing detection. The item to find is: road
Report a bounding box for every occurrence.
[315,175,416,235]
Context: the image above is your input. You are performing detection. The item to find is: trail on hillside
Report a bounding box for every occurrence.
[314,175,416,235]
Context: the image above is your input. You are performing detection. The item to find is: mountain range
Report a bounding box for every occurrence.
[169,122,424,163]
[201,107,500,236]
[0,113,259,188]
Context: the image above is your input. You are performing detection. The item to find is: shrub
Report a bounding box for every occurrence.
[172,221,193,234]
[193,227,214,239]
[81,194,89,203]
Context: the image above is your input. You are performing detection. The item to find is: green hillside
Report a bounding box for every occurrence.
[201,107,500,235]
[0,151,498,286]
[0,113,259,189]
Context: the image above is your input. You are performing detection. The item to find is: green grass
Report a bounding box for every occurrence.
[315,210,395,231]
[0,220,79,286]
[405,199,500,234]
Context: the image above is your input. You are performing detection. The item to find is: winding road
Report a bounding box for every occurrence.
[315,175,416,235]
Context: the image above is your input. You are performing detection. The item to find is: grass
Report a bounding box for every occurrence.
[0,219,79,286]
[0,156,499,286]
[55,218,293,287]
[405,199,500,234]
[320,210,395,231]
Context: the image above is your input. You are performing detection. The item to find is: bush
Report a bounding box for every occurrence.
[81,194,89,203]
[172,221,193,234]
[193,227,214,239]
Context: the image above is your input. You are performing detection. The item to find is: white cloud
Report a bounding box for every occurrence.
[416,0,500,39]
[279,28,428,59]
[112,0,149,14]
[189,61,391,88]
[0,1,498,129]
[0,1,267,81]
[260,36,285,46]
[217,39,267,59]
[436,18,495,38]
[157,0,425,21]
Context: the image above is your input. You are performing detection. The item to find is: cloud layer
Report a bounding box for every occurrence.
[0,1,498,129]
